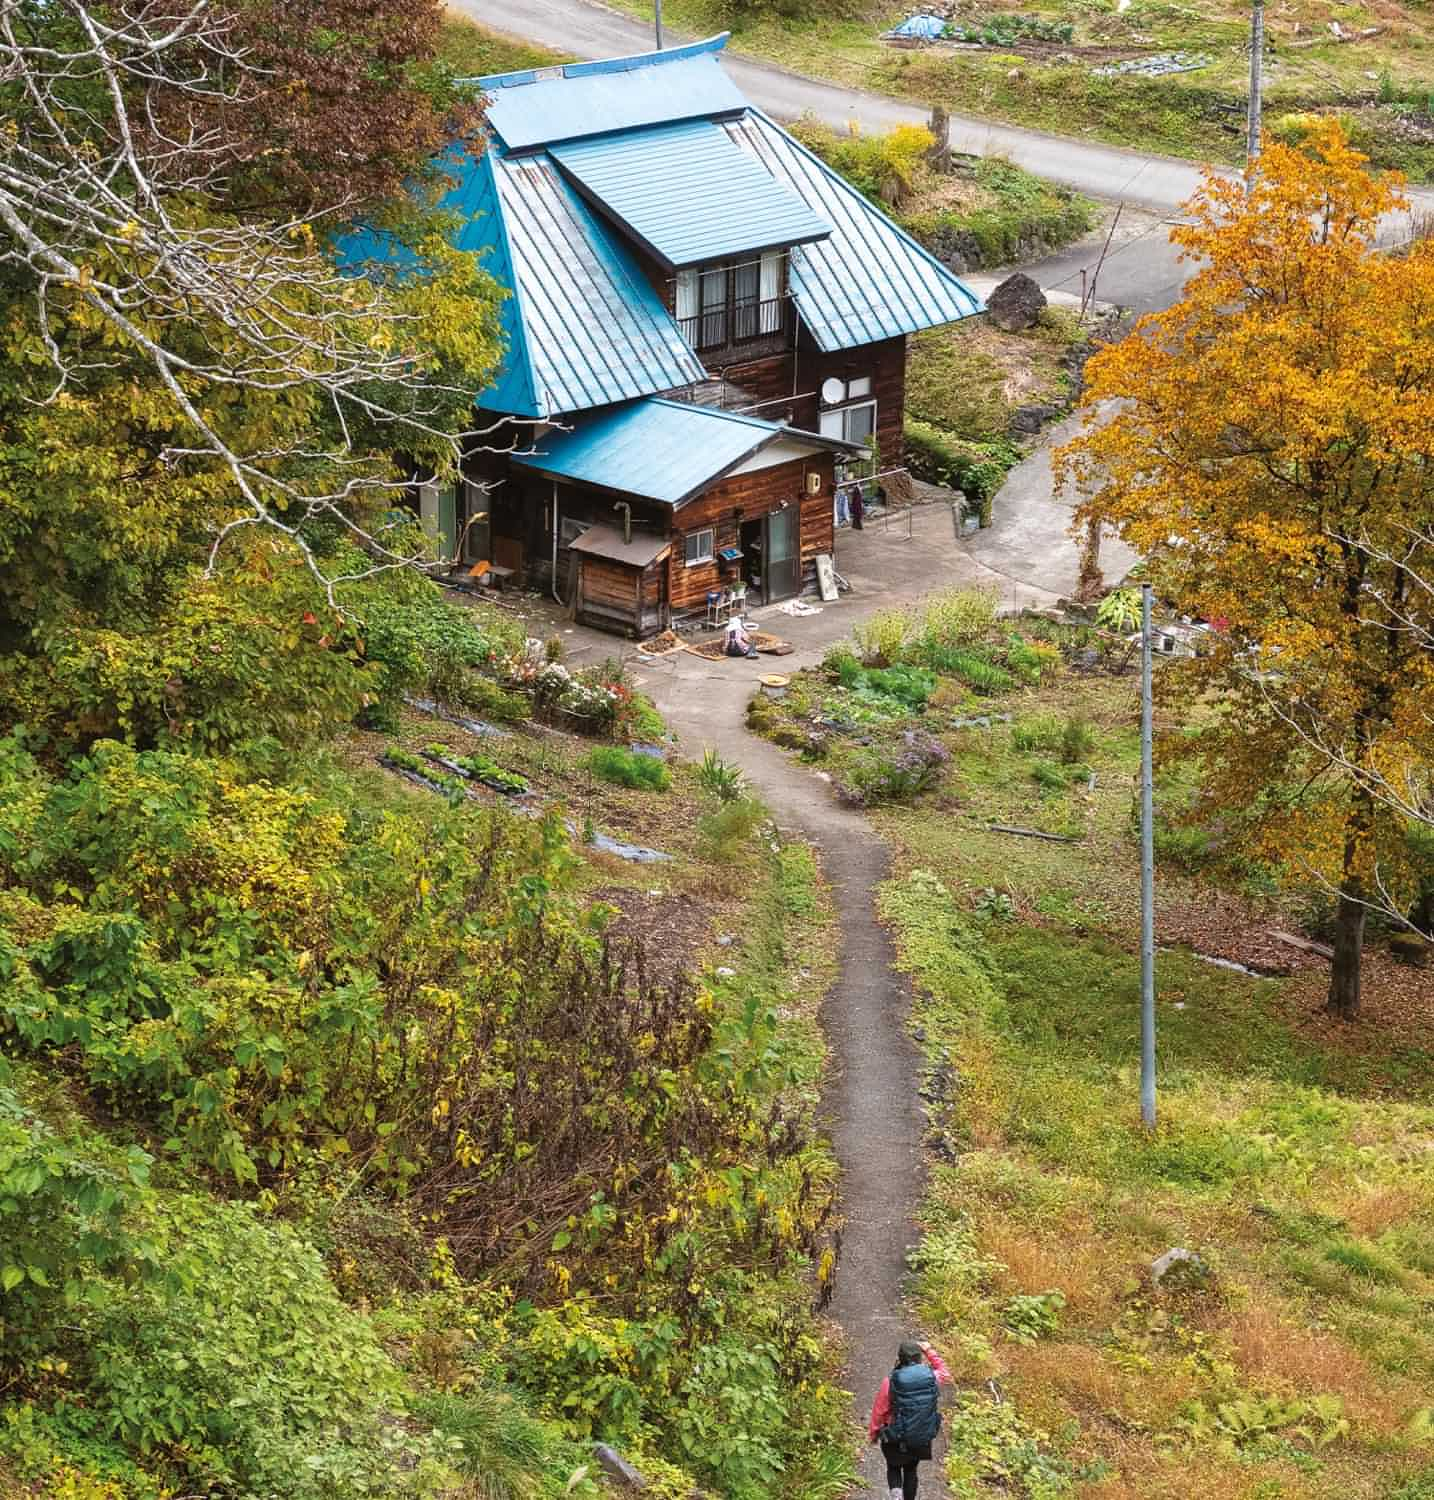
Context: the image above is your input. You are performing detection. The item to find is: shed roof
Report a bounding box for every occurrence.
[551,121,830,269]
[478,35,746,152]
[569,523,673,567]
[514,397,857,507]
[722,112,985,351]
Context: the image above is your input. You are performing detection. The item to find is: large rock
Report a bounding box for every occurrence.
[1150,1247,1210,1288]
[986,272,1048,332]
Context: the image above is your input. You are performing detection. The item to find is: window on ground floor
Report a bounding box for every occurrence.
[684,528,715,566]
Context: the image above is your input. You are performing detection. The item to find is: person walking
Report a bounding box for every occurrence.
[868,1340,949,1500]
[849,483,865,531]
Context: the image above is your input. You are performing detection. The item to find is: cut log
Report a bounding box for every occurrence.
[987,823,1078,843]
[1267,929,1334,960]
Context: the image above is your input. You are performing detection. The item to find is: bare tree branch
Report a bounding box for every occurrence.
[0,0,527,604]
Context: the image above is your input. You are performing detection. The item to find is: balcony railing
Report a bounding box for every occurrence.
[679,297,785,352]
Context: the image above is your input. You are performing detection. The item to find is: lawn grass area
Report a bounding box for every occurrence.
[609,0,1434,182]
[882,865,1434,1499]
[747,592,1434,1497]
[436,14,571,76]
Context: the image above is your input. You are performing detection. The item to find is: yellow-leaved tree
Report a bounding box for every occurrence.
[1059,124,1434,1020]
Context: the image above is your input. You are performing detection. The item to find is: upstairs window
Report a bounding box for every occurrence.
[820,400,876,448]
[684,528,715,566]
[677,251,785,351]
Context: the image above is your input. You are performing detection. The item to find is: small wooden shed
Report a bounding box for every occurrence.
[569,523,672,637]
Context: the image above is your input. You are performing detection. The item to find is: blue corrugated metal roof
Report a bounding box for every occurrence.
[486,155,704,416]
[722,113,985,351]
[550,121,830,269]
[514,397,846,506]
[333,149,705,419]
[479,36,746,152]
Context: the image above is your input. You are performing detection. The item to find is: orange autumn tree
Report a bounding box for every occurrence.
[1058,123,1434,1021]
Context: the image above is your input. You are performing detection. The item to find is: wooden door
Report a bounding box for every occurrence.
[764,506,800,602]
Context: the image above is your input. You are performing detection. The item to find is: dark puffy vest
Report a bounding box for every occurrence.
[887,1362,940,1445]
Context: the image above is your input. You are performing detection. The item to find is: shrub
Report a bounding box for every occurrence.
[905,417,974,491]
[83,1196,429,1498]
[698,795,768,860]
[1059,714,1096,763]
[838,732,949,806]
[1031,760,1071,792]
[459,675,529,723]
[851,608,913,666]
[360,579,522,729]
[822,644,860,678]
[1011,715,1062,752]
[1004,634,1060,685]
[698,748,746,803]
[920,587,998,650]
[1153,822,1216,871]
[587,746,670,792]
[788,119,934,207]
[412,1387,595,1497]
[1001,1289,1066,1344]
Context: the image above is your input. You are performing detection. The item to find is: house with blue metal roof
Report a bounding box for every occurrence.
[377,33,983,635]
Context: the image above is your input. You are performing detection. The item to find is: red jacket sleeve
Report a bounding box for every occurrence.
[867,1376,891,1442]
[929,1350,951,1386]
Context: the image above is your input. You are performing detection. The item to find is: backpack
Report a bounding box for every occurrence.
[885,1361,941,1447]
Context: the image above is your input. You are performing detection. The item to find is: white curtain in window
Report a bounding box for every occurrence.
[759,251,782,334]
[675,269,698,328]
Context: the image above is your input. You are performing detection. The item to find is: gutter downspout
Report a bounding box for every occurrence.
[552,483,563,605]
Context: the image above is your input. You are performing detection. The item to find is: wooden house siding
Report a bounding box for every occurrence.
[667,452,835,613]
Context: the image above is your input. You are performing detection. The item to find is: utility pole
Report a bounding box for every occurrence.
[655,0,664,50]
[1246,0,1264,165]
[1140,582,1157,1128]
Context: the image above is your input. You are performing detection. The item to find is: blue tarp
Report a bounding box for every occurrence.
[890,14,946,39]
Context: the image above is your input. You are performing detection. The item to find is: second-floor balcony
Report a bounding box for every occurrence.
[679,296,787,354]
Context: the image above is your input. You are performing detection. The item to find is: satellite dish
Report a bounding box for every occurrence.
[820,377,845,407]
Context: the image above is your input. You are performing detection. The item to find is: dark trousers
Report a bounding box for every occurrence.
[881,1442,921,1498]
